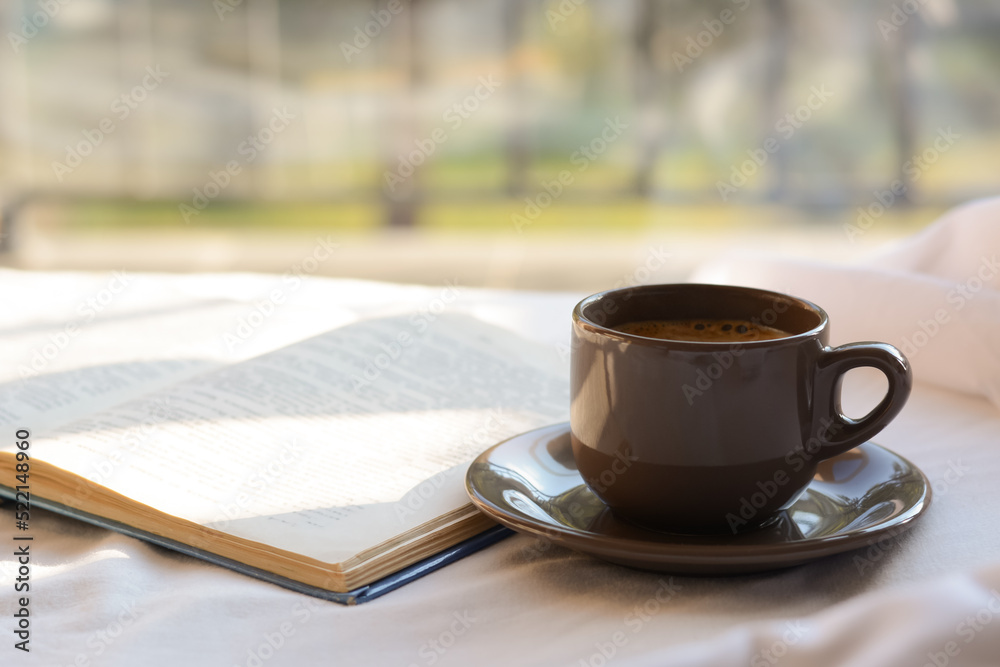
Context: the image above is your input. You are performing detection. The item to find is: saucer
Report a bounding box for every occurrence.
[466,423,931,574]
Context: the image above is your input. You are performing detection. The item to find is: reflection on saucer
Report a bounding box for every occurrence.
[467,423,931,575]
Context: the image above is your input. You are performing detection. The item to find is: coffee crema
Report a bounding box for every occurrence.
[613,318,789,342]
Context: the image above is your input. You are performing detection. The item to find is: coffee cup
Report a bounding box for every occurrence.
[570,283,912,533]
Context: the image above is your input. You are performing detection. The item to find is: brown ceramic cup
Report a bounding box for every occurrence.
[570,283,912,534]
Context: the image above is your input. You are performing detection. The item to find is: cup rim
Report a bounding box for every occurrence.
[572,283,829,348]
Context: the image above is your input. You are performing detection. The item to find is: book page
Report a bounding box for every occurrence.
[20,314,569,563]
[0,270,358,434]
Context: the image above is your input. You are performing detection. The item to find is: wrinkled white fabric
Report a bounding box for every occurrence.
[1,213,999,667]
[693,197,1000,408]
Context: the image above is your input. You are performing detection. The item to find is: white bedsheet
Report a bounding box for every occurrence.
[2,203,1000,666]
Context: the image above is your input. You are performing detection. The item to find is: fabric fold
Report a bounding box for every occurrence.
[692,197,1000,409]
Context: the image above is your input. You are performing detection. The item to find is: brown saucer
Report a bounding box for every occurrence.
[466,423,931,574]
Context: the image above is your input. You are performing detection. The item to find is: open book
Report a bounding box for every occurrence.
[0,313,568,604]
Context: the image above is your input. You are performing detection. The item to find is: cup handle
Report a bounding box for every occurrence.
[811,342,912,460]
